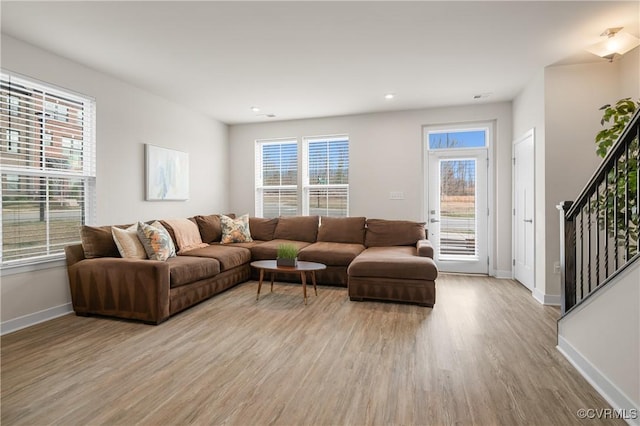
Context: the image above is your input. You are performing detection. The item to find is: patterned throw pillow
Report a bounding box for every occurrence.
[112,224,147,259]
[137,221,177,261]
[220,214,253,244]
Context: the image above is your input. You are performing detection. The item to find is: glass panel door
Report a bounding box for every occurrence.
[439,159,478,258]
[428,149,488,274]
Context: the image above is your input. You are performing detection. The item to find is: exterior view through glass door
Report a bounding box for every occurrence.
[425,127,489,274]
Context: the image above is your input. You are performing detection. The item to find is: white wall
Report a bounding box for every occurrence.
[512,70,547,301]
[555,50,640,422]
[512,51,639,304]
[558,260,640,422]
[543,61,621,300]
[619,47,640,99]
[1,36,229,332]
[229,102,513,276]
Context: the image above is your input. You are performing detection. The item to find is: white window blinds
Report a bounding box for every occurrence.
[1,71,96,266]
[303,136,349,217]
[255,140,298,218]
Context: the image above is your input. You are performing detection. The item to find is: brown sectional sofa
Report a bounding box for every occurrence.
[65,215,438,324]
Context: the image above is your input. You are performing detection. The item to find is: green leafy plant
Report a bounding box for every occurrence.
[593,98,639,256]
[277,243,298,260]
[595,98,639,158]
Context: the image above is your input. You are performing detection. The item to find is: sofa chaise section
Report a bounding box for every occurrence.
[348,246,437,307]
[347,219,438,307]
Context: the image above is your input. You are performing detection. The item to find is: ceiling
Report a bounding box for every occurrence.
[1,1,638,124]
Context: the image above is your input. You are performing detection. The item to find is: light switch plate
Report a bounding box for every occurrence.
[389,191,404,200]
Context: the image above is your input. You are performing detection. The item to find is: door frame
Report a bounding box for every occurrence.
[512,128,536,290]
[422,120,496,275]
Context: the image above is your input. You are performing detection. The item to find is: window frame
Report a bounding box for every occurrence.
[255,134,350,218]
[1,70,96,271]
[425,124,489,151]
[255,138,299,218]
[302,135,350,217]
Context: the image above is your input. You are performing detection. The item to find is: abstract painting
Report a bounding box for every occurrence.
[145,144,189,201]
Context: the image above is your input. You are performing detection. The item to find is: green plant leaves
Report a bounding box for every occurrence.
[595,98,639,159]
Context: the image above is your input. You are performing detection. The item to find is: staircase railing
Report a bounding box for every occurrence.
[559,109,639,316]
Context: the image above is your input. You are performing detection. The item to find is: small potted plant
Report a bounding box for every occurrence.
[276,243,298,267]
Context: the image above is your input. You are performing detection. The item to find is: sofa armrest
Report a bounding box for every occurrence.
[416,239,434,258]
[67,258,171,324]
[65,244,86,268]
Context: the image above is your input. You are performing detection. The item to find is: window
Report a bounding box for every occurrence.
[255,139,298,218]
[255,136,350,218]
[45,100,68,122]
[5,129,19,153]
[1,71,96,267]
[8,95,19,115]
[303,136,349,217]
[428,129,487,150]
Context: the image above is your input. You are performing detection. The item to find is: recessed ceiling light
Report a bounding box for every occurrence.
[473,93,493,100]
[384,93,395,100]
[251,106,260,112]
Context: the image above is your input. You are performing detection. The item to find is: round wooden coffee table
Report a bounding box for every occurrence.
[250,260,327,305]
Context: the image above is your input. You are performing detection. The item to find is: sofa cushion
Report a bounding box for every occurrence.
[81,225,126,258]
[318,216,366,244]
[347,246,437,281]
[194,214,236,244]
[180,244,251,271]
[112,225,147,259]
[299,242,365,266]
[195,214,222,244]
[249,217,279,241]
[250,239,312,261]
[167,256,220,288]
[273,216,319,243]
[219,241,265,249]
[364,219,426,247]
[137,221,177,261]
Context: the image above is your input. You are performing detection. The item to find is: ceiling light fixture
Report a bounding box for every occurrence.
[586,27,640,62]
[250,106,260,112]
[384,93,395,100]
[473,92,492,100]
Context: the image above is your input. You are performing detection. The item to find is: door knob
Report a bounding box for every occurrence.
[430,218,440,223]
[524,219,533,223]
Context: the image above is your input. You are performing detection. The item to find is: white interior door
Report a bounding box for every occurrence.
[428,149,488,274]
[513,130,535,290]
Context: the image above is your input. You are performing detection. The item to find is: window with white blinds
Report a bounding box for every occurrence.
[1,71,96,267]
[303,136,349,217]
[255,139,298,218]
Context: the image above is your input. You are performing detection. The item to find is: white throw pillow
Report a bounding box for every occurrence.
[112,225,147,259]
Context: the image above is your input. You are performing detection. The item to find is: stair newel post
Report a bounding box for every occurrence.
[558,201,576,315]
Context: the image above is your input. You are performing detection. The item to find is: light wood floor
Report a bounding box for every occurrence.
[1,275,623,425]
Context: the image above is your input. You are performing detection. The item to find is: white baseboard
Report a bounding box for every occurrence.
[532,288,561,305]
[1,303,73,336]
[492,269,512,279]
[558,336,639,426]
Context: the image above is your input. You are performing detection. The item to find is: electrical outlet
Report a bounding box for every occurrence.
[553,262,561,275]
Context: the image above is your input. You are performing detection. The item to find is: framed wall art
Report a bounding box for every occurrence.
[145,144,189,201]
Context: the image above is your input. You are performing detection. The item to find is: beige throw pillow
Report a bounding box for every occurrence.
[112,225,147,259]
